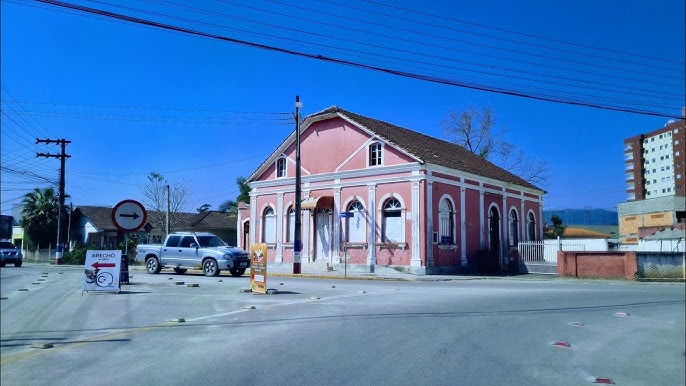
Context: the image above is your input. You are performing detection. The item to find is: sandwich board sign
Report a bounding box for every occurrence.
[250,244,268,294]
[83,250,121,294]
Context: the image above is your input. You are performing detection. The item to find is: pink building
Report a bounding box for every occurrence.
[237,107,544,274]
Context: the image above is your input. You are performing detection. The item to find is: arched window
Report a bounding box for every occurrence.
[438,199,454,244]
[508,209,519,246]
[286,206,295,242]
[527,212,536,241]
[346,200,366,243]
[369,142,382,166]
[263,207,275,243]
[276,158,287,178]
[382,198,402,242]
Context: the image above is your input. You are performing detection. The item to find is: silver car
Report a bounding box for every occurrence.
[0,241,23,267]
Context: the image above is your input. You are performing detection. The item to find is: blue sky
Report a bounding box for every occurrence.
[2,0,684,217]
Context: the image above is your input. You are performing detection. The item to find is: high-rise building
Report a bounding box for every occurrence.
[619,113,686,244]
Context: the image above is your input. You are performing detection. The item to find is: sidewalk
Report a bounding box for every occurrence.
[117,262,558,282]
[258,263,557,282]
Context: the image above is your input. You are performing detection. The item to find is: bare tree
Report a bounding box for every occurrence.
[140,172,192,236]
[441,106,549,187]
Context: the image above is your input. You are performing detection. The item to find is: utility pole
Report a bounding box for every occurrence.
[36,138,71,265]
[293,96,302,274]
[166,184,170,236]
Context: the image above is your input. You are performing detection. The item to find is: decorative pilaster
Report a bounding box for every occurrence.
[460,187,467,266]
[479,183,485,249]
[333,187,341,264]
[367,184,377,266]
[250,194,257,245]
[411,181,421,266]
[276,193,284,262]
[426,180,433,267]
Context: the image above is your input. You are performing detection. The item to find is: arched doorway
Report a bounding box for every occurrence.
[314,208,331,261]
[489,206,500,252]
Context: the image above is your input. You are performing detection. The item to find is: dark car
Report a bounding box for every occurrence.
[0,241,23,267]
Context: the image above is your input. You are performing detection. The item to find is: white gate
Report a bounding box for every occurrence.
[518,238,585,274]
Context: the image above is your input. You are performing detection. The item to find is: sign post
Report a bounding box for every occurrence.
[339,212,354,277]
[250,243,268,294]
[111,200,147,285]
[82,250,121,294]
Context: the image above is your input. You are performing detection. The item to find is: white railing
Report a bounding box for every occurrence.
[518,239,585,263]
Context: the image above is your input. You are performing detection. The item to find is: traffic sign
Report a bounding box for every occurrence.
[339,212,354,218]
[111,199,147,232]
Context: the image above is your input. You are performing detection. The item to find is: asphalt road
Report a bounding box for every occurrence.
[2,263,684,385]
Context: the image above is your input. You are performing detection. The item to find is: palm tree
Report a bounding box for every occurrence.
[20,187,59,250]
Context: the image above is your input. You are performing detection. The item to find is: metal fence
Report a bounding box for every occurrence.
[518,239,585,264]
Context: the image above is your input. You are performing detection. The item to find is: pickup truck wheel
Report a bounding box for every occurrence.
[229,268,246,277]
[146,257,161,274]
[173,268,187,274]
[203,258,219,277]
[14,262,22,267]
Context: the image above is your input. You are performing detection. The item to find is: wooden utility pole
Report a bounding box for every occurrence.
[36,138,71,265]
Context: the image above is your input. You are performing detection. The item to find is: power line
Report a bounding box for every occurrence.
[358,0,685,67]
[30,0,685,119]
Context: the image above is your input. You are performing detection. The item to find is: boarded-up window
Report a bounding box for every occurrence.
[383,198,402,242]
[263,207,275,243]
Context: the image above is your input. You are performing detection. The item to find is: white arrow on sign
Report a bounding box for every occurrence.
[111,199,147,232]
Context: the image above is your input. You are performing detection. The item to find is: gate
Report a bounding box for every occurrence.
[517,239,585,274]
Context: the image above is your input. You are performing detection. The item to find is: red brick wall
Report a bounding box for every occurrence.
[557,251,638,280]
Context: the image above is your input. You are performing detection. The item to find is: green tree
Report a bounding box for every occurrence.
[20,187,59,250]
[218,199,237,213]
[548,215,567,238]
[236,176,250,203]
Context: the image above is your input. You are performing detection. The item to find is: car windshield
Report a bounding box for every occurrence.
[195,235,227,248]
[0,242,16,249]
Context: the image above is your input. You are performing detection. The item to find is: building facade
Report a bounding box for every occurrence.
[620,115,686,244]
[624,118,685,201]
[237,107,544,274]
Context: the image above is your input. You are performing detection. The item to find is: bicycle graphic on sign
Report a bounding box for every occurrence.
[84,268,114,287]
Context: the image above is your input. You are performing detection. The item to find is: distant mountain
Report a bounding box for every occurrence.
[543,209,618,226]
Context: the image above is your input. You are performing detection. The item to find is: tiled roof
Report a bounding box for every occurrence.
[74,207,236,231]
[312,106,541,191]
[562,227,610,239]
[74,206,116,230]
[188,211,237,229]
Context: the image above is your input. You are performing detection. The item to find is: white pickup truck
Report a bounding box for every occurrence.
[135,232,250,277]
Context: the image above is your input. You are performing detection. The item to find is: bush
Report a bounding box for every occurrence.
[62,244,106,265]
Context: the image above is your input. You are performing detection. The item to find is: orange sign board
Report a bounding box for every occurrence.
[250,244,267,294]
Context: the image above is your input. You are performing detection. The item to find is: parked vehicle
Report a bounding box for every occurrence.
[135,232,250,277]
[0,241,23,267]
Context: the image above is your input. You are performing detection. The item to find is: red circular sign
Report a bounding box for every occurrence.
[111,199,147,232]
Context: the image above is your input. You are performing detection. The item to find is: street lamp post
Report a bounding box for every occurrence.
[293,96,302,274]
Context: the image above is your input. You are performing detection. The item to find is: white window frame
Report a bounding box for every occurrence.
[368,142,383,167]
[263,206,276,243]
[382,197,402,242]
[438,197,455,245]
[276,157,287,178]
[346,200,366,243]
[508,208,519,247]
